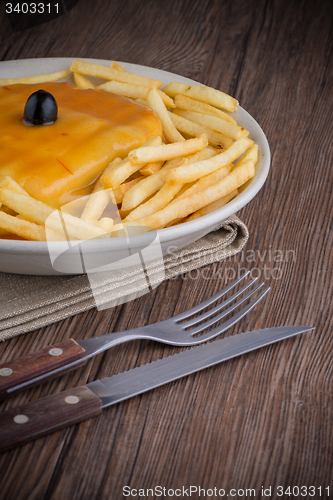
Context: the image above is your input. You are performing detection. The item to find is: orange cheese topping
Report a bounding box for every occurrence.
[0,82,162,208]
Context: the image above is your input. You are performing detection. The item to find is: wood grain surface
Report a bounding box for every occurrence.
[0,0,332,498]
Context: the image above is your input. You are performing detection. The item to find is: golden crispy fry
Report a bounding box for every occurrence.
[101,136,162,188]
[135,98,151,108]
[74,72,96,90]
[236,144,259,166]
[168,111,233,149]
[121,175,165,212]
[121,161,182,212]
[0,205,16,216]
[0,177,29,196]
[46,211,108,240]
[166,137,253,185]
[112,177,143,204]
[175,165,231,202]
[70,60,163,88]
[0,227,12,237]
[98,81,175,108]
[163,82,191,97]
[146,88,184,142]
[111,62,126,71]
[173,109,248,140]
[139,161,164,176]
[96,217,114,232]
[0,189,53,225]
[80,189,111,224]
[128,134,208,164]
[0,211,46,241]
[101,158,134,189]
[184,190,238,221]
[0,69,71,86]
[164,217,186,228]
[182,85,238,112]
[127,161,255,230]
[121,147,217,212]
[174,95,237,124]
[99,158,121,189]
[124,183,182,222]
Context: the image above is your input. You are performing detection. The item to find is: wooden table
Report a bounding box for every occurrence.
[0,0,332,498]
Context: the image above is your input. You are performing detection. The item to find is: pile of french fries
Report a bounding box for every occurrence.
[0,60,258,241]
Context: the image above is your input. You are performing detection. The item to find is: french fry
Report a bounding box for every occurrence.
[0,69,71,86]
[101,136,162,188]
[139,161,164,176]
[146,88,184,142]
[0,205,17,216]
[166,137,253,185]
[174,95,237,124]
[128,134,208,164]
[0,189,53,225]
[70,60,163,88]
[100,157,122,187]
[126,161,255,230]
[121,174,165,212]
[175,165,232,202]
[74,73,96,90]
[184,190,238,222]
[101,158,132,189]
[44,227,71,241]
[236,144,258,166]
[99,81,175,108]
[164,217,186,228]
[178,146,217,165]
[173,109,248,140]
[0,177,29,196]
[168,111,233,149]
[0,211,46,241]
[46,211,108,240]
[182,85,238,112]
[135,98,151,108]
[96,217,114,232]
[80,189,111,223]
[111,62,126,71]
[124,183,182,221]
[0,227,12,237]
[112,177,143,204]
[163,82,191,98]
[122,147,217,212]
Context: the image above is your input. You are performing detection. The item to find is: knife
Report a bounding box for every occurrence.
[0,326,313,452]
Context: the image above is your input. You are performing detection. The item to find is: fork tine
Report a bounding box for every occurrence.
[187,287,270,344]
[173,270,251,322]
[187,282,265,336]
[181,278,259,329]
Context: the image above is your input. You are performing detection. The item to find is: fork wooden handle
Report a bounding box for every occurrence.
[0,339,87,399]
[0,385,102,453]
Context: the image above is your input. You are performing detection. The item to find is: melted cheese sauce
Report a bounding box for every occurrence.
[0,82,162,208]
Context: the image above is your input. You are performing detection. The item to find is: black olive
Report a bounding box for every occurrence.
[23,89,58,126]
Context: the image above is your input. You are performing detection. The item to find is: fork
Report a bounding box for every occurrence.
[0,271,269,398]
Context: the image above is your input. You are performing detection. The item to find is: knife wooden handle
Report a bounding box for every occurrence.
[0,385,102,452]
[0,339,87,399]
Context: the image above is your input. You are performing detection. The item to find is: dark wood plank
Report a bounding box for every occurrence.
[0,0,333,498]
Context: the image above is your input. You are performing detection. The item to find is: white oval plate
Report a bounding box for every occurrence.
[0,58,270,275]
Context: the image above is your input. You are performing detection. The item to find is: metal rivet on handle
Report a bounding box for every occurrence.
[14,414,29,424]
[0,368,13,376]
[65,396,79,405]
[49,348,63,357]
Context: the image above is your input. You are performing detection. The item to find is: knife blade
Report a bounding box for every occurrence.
[0,326,313,452]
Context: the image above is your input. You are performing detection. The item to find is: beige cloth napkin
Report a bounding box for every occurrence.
[0,215,249,342]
